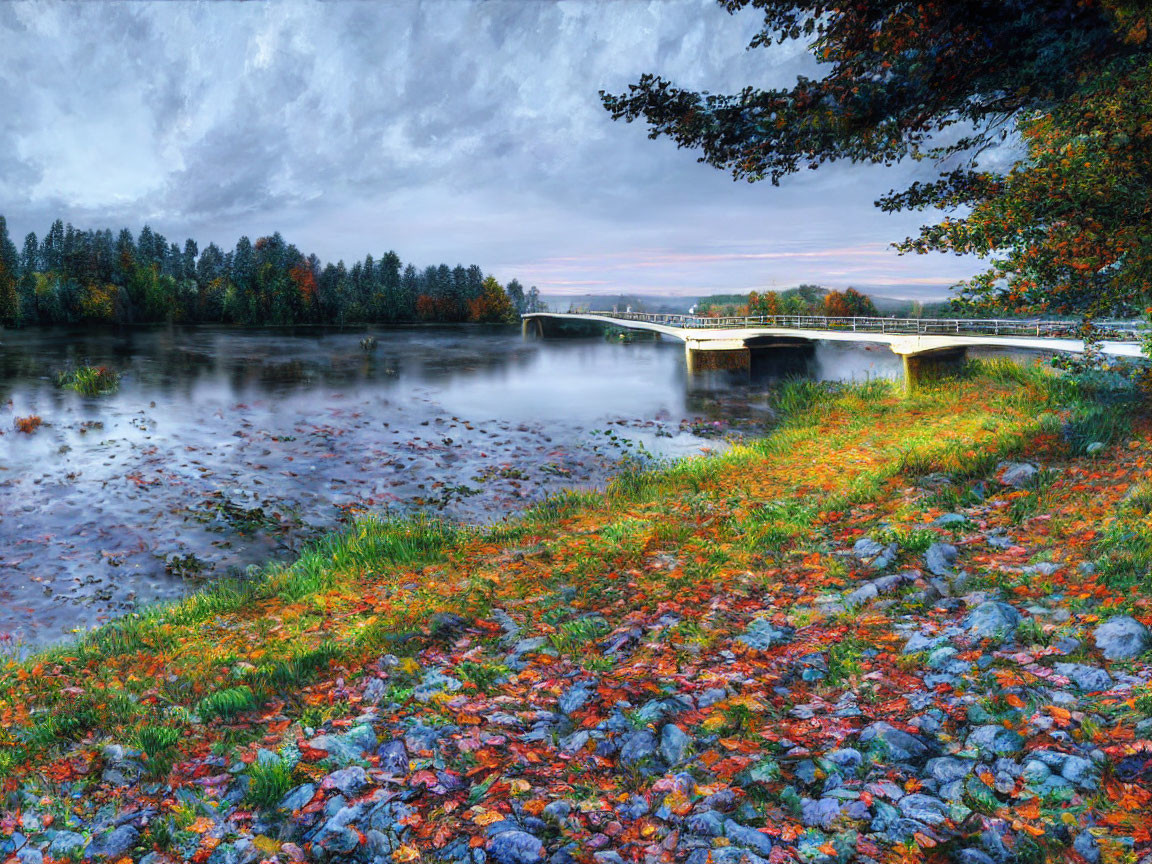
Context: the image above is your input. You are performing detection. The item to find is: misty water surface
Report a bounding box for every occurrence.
[0,325,904,649]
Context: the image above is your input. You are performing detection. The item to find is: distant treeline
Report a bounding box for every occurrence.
[695,285,879,317]
[0,215,544,327]
[694,286,984,319]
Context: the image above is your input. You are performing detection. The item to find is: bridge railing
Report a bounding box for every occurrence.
[571,311,1147,341]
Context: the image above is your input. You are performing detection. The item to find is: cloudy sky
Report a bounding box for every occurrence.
[0,0,983,299]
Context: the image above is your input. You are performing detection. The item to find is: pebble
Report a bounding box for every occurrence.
[1093,615,1150,660]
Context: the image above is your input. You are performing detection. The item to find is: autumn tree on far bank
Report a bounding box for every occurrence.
[823,288,878,317]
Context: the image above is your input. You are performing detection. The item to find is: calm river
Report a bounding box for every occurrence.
[1,325,903,649]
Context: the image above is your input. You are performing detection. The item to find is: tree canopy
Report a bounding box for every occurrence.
[0,216,543,328]
[601,1,1151,317]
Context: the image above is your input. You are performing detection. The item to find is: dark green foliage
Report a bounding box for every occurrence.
[2,217,528,327]
[196,686,257,723]
[246,758,297,809]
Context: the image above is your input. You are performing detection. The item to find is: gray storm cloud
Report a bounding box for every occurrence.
[0,0,979,299]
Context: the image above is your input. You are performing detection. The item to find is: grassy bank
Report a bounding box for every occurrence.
[3,360,1151,863]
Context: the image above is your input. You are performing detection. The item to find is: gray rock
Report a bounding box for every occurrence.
[825,748,863,773]
[487,830,545,864]
[1093,616,1150,660]
[873,572,915,594]
[846,582,880,608]
[853,538,886,559]
[414,669,463,702]
[725,820,773,856]
[933,513,968,527]
[315,803,368,851]
[1055,662,1114,692]
[998,462,1038,488]
[794,759,818,786]
[801,797,841,829]
[543,801,571,822]
[405,723,450,754]
[322,765,370,797]
[660,723,693,766]
[307,724,377,765]
[686,810,726,836]
[280,783,315,811]
[367,799,415,834]
[926,757,974,784]
[738,618,793,651]
[928,646,959,670]
[558,681,595,714]
[559,730,590,754]
[967,725,1025,756]
[698,687,727,708]
[512,636,547,655]
[1021,760,1051,785]
[85,825,139,861]
[362,677,388,705]
[898,793,950,826]
[1060,755,1099,790]
[431,611,469,638]
[18,850,43,864]
[904,632,946,654]
[377,739,408,774]
[859,721,930,763]
[49,832,88,858]
[619,730,658,766]
[634,695,693,724]
[1074,832,1101,864]
[925,543,958,576]
[964,602,1020,641]
[955,849,997,864]
[688,850,769,864]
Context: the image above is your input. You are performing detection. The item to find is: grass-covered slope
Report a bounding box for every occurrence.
[3,361,1152,864]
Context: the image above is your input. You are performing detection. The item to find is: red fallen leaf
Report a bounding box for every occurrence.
[298,745,329,762]
[410,770,438,788]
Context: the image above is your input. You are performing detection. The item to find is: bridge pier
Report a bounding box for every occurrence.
[521,317,545,340]
[685,340,751,375]
[900,347,968,393]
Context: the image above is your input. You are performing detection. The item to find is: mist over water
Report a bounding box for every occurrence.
[0,325,923,649]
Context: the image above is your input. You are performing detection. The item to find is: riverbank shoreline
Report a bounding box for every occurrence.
[4,360,1152,864]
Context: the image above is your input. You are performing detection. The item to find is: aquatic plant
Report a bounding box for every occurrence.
[14,415,42,433]
[54,364,120,395]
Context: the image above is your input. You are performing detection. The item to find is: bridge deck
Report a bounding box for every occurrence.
[523,311,1146,358]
